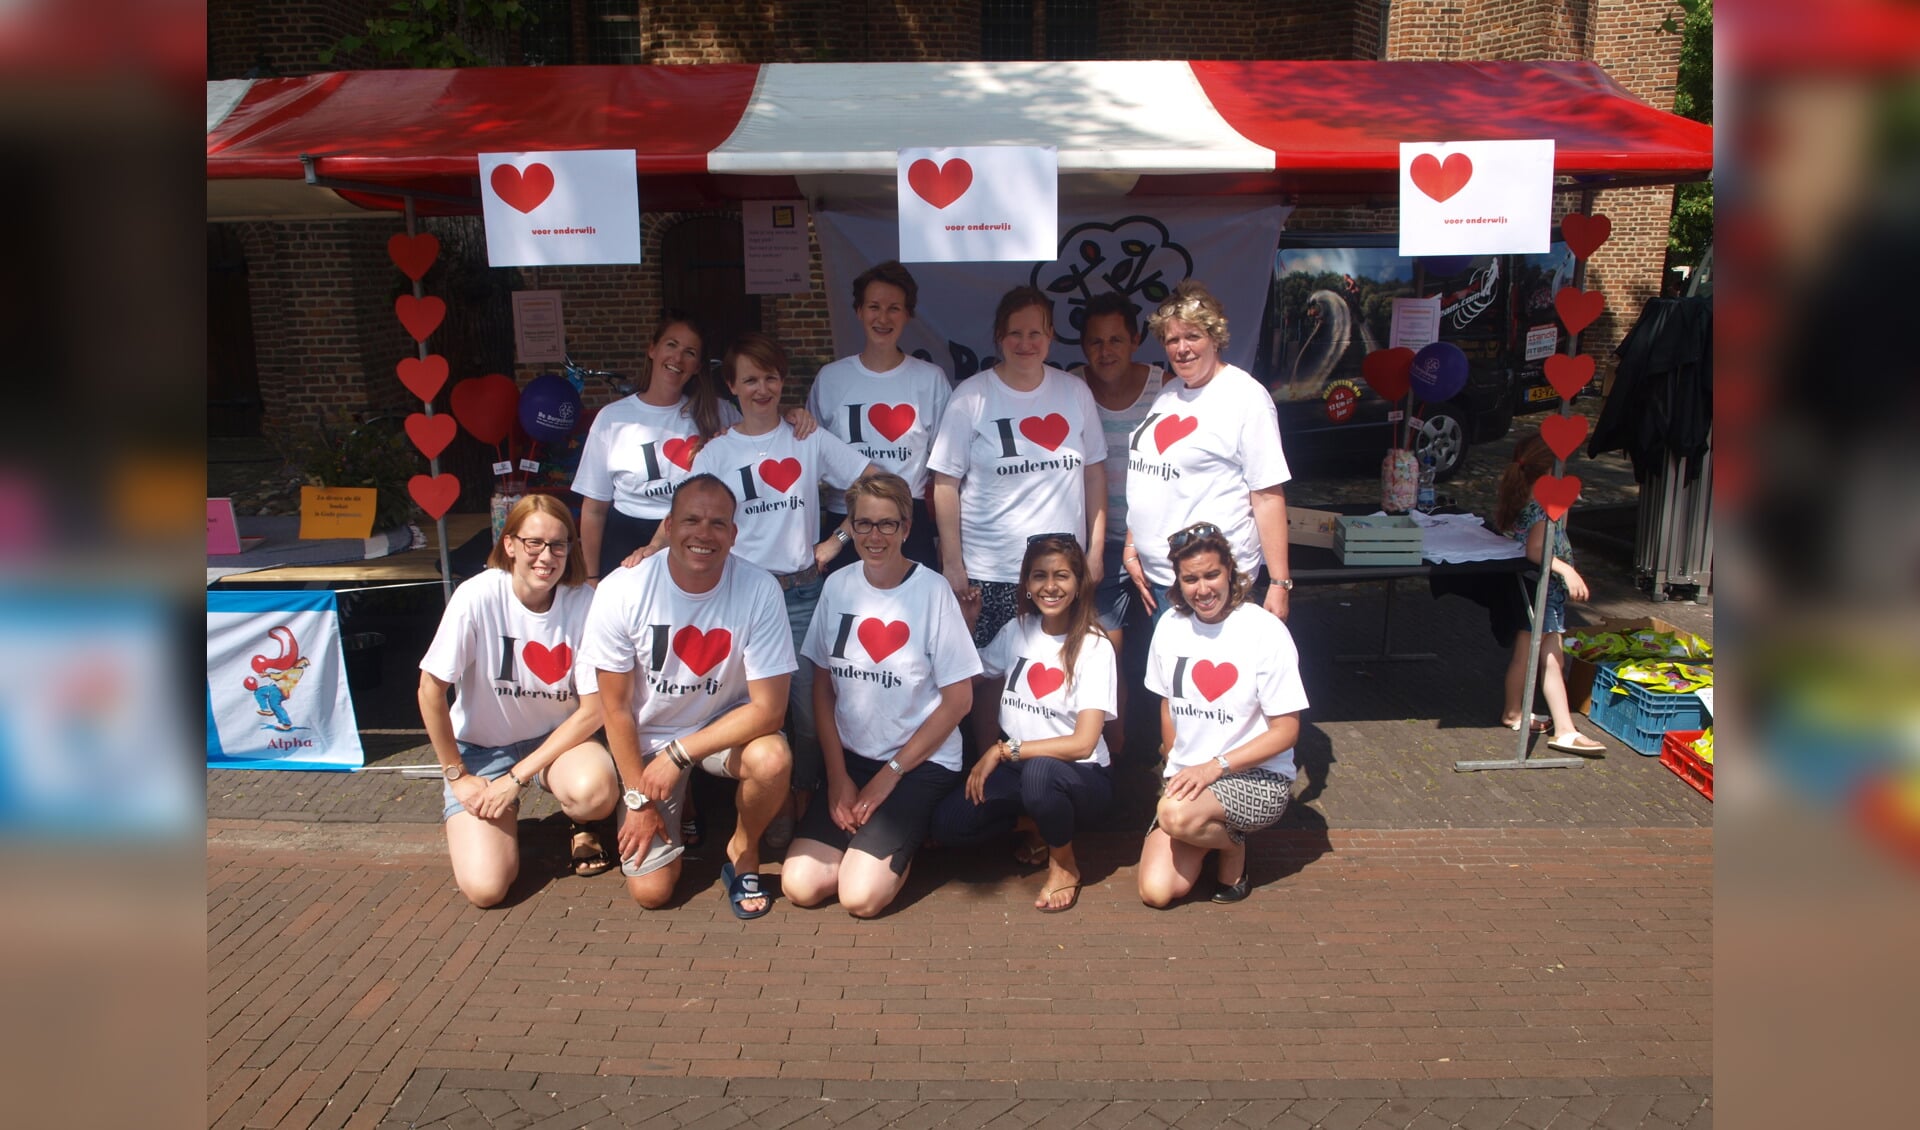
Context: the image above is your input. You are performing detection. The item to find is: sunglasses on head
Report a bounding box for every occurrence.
[1166,523,1222,554]
[1026,531,1077,545]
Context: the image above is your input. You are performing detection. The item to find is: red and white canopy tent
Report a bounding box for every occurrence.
[207,60,1711,220]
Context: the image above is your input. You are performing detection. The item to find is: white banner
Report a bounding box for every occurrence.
[818,199,1291,382]
[480,149,642,266]
[897,146,1059,263]
[207,590,363,771]
[1398,139,1554,257]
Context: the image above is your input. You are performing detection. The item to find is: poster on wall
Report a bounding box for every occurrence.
[1398,139,1554,257]
[207,590,364,771]
[513,290,567,363]
[743,199,813,294]
[818,199,1290,382]
[479,149,642,267]
[896,146,1059,263]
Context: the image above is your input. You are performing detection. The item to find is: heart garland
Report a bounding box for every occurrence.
[1553,287,1603,336]
[1531,474,1581,521]
[387,232,440,281]
[405,413,458,460]
[1542,353,1596,401]
[1560,213,1612,261]
[408,473,461,519]
[1539,414,1589,461]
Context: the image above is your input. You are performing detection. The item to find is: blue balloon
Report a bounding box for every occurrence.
[518,374,583,443]
[1410,341,1469,403]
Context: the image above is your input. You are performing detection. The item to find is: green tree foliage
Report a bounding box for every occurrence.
[321,0,531,69]
[1666,0,1713,270]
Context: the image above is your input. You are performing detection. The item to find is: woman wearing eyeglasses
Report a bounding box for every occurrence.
[1138,522,1308,907]
[1121,281,1295,623]
[418,495,621,907]
[785,472,981,917]
[931,532,1117,913]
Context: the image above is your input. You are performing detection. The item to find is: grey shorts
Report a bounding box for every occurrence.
[1206,768,1292,844]
[618,745,748,878]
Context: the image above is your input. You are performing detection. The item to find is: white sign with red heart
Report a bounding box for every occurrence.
[1397,139,1554,258]
[478,150,642,267]
[897,146,1058,264]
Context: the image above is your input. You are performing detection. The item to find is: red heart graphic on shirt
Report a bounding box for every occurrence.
[1543,353,1595,401]
[396,355,450,402]
[1532,474,1581,521]
[387,232,440,281]
[490,162,554,213]
[1409,152,1474,203]
[395,295,446,343]
[868,403,916,442]
[1560,213,1612,261]
[857,618,910,662]
[907,158,973,209]
[1191,660,1238,703]
[1026,663,1065,700]
[1019,414,1070,452]
[672,626,732,677]
[522,642,572,685]
[759,458,802,494]
[1554,287,1604,335]
[404,412,457,459]
[661,436,699,470]
[1153,415,1198,453]
[1539,414,1589,461]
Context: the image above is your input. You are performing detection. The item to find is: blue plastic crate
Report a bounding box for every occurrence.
[1586,663,1710,756]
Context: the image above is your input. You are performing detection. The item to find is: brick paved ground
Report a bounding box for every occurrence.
[209,550,1713,1127]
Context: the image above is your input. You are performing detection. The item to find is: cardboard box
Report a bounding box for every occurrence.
[1565,616,1689,715]
[1334,514,1424,566]
[1288,506,1341,550]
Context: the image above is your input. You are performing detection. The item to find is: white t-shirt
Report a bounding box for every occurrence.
[579,552,797,747]
[1145,603,1308,780]
[1091,364,1164,541]
[806,353,953,513]
[418,570,600,749]
[800,563,982,772]
[981,615,1117,767]
[1124,363,1291,588]
[571,394,742,519]
[690,422,871,575]
[926,366,1107,583]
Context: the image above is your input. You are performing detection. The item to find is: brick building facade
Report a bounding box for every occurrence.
[209,1,1685,444]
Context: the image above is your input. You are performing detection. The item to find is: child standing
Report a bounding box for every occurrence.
[1492,435,1607,754]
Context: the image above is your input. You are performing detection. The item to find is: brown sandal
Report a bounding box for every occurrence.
[570,825,613,877]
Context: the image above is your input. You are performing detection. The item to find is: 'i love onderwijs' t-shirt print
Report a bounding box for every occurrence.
[643,625,733,696]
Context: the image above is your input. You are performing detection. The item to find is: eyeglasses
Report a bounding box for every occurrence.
[1026,531,1076,544]
[850,517,903,535]
[1166,523,1222,553]
[510,534,571,556]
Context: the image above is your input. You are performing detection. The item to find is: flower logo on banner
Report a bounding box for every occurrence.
[1032,215,1195,346]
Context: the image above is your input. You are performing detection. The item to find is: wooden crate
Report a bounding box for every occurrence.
[1334,514,1424,566]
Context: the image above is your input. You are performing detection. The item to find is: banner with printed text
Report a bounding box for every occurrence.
[897,146,1059,263]
[819,199,1290,382]
[207,590,363,771]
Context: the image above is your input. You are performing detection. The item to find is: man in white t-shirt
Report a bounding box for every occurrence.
[583,475,797,919]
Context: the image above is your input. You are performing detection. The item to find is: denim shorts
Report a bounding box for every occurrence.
[441,734,550,820]
[1540,579,1568,635]
[1094,540,1132,633]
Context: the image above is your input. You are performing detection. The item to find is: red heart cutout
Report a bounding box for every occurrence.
[450,374,519,446]
[1554,287,1604,336]
[405,412,458,460]
[1539,414,1589,461]
[490,162,555,214]
[408,473,460,519]
[661,436,699,471]
[1409,152,1474,203]
[907,158,973,210]
[395,295,446,343]
[1019,414,1070,452]
[1560,213,1612,261]
[1153,415,1198,454]
[759,457,802,494]
[387,232,440,281]
[672,626,732,677]
[522,641,572,686]
[1192,660,1238,703]
[1532,474,1582,521]
[396,355,450,402]
[1026,663,1065,700]
[1360,347,1415,402]
[1543,353,1596,400]
[857,618,910,663]
[867,403,916,442]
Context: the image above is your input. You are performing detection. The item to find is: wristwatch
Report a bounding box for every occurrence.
[622,787,650,810]
[1006,738,1022,763]
[1276,577,1295,591]
[442,763,465,782]
[886,757,905,775]
[1213,754,1231,773]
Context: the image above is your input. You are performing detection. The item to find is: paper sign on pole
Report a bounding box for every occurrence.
[1398,140,1554,257]
[897,146,1058,263]
[512,290,566,363]
[1388,296,1441,350]
[479,150,642,266]
[743,199,812,294]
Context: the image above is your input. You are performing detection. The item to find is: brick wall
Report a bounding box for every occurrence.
[209,0,381,79]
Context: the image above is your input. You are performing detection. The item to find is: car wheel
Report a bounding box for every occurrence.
[1416,405,1468,481]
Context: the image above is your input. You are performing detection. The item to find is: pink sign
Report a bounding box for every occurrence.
[207,498,240,555]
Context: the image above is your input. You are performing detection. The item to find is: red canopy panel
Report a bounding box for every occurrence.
[1191,60,1713,182]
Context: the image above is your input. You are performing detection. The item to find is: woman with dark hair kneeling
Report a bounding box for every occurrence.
[783,473,980,917]
[1138,522,1309,907]
[932,533,1116,912]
